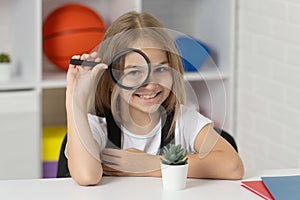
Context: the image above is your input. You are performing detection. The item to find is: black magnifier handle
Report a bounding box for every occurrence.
[69,58,101,67]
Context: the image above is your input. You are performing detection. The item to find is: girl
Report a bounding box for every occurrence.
[66,11,244,186]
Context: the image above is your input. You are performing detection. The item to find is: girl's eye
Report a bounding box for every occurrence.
[127,70,141,76]
[124,66,147,77]
[154,65,170,73]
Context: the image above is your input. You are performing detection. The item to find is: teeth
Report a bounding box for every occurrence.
[139,93,157,99]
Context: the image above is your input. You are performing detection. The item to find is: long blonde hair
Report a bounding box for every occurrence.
[95,11,186,140]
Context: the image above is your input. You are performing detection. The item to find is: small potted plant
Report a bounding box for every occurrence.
[160,144,189,190]
[0,52,11,82]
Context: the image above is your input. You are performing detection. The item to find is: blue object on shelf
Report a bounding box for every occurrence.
[174,36,210,72]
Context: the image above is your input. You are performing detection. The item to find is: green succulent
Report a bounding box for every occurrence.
[160,144,188,165]
[0,53,10,63]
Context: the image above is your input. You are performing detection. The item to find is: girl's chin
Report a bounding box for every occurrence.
[131,104,161,114]
[147,104,161,113]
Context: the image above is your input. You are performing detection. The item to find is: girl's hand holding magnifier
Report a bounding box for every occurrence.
[67,48,151,112]
[66,52,108,113]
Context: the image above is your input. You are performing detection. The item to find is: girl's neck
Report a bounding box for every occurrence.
[120,107,161,136]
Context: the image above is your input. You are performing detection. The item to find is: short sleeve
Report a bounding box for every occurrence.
[87,114,108,152]
[175,105,212,154]
[64,114,107,159]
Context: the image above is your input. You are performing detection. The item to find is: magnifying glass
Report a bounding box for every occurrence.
[70,48,151,90]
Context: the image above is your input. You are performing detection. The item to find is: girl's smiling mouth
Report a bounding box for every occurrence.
[134,91,162,100]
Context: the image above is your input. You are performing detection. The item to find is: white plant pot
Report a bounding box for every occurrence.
[0,63,11,82]
[161,163,189,191]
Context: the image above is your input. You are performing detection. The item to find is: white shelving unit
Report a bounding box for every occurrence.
[0,0,41,180]
[0,0,236,179]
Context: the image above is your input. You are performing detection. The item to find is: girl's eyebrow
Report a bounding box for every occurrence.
[124,65,137,69]
[124,60,169,69]
[152,60,169,67]
[124,64,145,69]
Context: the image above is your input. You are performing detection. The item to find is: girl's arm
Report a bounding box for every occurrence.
[66,102,102,185]
[187,124,244,179]
[101,125,244,179]
[101,124,244,179]
[66,53,107,186]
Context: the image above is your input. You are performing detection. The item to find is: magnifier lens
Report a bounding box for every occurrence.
[109,49,150,90]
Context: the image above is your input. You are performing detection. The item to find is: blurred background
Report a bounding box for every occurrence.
[0,0,299,179]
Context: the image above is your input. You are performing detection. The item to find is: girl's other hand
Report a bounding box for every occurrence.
[101,148,161,176]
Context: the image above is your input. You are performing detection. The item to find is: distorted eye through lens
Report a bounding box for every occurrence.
[108,48,151,90]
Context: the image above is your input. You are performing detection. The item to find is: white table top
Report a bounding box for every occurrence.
[1,168,300,200]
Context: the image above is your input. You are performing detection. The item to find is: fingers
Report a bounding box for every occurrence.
[101,153,120,165]
[101,148,134,168]
[94,57,101,62]
[69,55,80,69]
[80,52,99,63]
[102,148,125,156]
[80,53,91,60]
[69,52,107,76]
[92,63,108,78]
[90,51,98,59]
[70,52,103,65]
[126,148,143,153]
[102,162,132,176]
[77,52,107,70]
[102,148,143,158]
[101,148,123,165]
[67,55,80,78]
[102,165,126,176]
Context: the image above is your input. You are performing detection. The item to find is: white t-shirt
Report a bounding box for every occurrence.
[88,104,212,155]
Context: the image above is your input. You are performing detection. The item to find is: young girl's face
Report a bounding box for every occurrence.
[118,44,173,115]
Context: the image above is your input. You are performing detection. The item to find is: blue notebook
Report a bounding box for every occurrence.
[261,175,300,200]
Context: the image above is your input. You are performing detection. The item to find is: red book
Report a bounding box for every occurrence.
[241,180,274,200]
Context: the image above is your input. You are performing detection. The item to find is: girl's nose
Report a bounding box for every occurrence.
[140,70,159,88]
[140,81,159,90]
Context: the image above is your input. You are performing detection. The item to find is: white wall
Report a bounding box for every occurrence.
[236,0,300,170]
[0,1,13,54]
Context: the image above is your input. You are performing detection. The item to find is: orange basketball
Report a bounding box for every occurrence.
[43,4,106,71]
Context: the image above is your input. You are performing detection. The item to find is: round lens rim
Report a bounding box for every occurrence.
[108,48,151,90]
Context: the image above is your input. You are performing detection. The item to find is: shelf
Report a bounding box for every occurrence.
[0,77,36,91]
[183,55,231,81]
[184,70,230,82]
[41,67,230,90]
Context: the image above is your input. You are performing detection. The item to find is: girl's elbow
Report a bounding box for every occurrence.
[228,160,245,180]
[71,168,103,186]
